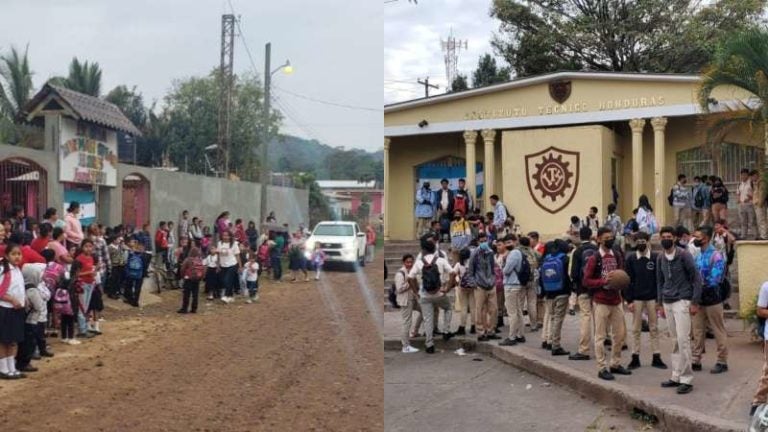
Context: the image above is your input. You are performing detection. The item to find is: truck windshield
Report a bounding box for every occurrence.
[313,225,354,236]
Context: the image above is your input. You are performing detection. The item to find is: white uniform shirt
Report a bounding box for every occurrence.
[0,265,26,309]
[408,252,453,296]
[217,241,240,268]
[245,261,260,282]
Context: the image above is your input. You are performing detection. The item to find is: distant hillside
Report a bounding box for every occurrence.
[271,135,382,181]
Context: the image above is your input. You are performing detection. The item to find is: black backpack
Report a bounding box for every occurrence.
[517,252,532,285]
[694,187,705,209]
[422,255,442,293]
[667,188,674,206]
[575,245,598,287]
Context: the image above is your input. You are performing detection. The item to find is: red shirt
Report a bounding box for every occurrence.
[76,254,96,284]
[582,248,624,306]
[155,229,168,250]
[21,245,45,268]
[30,236,50,254]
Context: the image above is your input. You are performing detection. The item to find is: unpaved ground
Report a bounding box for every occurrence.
[0,255,383,432]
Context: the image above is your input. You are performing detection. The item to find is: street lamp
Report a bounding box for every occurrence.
[261,42,292,224]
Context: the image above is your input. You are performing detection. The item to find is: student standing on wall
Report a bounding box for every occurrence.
[489,195,508,232]
[737,168,758,239]
[434,179,454,242]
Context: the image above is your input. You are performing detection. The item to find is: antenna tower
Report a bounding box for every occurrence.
[441,28,467,89]
[217,14,236,177]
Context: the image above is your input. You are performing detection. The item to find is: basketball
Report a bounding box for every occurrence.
[606,269,631,291]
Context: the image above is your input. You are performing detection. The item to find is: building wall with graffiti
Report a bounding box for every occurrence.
[58,117,118,187]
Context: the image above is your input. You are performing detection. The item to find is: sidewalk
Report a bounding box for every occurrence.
[384,306,760,431]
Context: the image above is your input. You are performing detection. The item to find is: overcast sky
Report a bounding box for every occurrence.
[0,0,383,151]
[385,0,498,104]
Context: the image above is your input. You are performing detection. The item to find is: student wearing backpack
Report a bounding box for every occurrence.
[453,248,475,336]
[691,225,729,374]
[450,210,472,251]
[500,235,528,346]
[568,227,597,361]
[671,174,692,230]
[124,237,146,308]
[469,232,499,342]
[178,247,205,314]
[636,195,657,235]
[407,235,455,354]
[518,236,539,332]
[750,279,768,417]
[691,176,706,228]
[396,254,422,353]
[453,178,473,216]
[657,225,701,394]
[538,239,572,356]
[624,231,667,370]
[583,227,631,381]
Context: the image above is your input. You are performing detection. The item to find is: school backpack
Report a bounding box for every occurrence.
[53,287,73,316]
[421,255,442,294]
[623,218,638,236]
[540,253,566,293]
[42,262,64,290]
[646,212,659,235]
[453,194,468,216]
[576,245,598,288]
[185,257,205,281]
[125,252,144,279]
[694,187,705,209]
[517,252,532,285]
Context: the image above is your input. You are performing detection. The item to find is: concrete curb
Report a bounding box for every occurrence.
[384,338,743,432]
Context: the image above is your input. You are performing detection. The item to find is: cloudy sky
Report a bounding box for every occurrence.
[385,0,498,104]
[0,0,383,151]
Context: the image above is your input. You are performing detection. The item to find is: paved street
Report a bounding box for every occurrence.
[385,350,650,432]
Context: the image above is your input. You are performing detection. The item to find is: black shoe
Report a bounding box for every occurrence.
[499,338,517,346]
[641,320,650,332]
[425,346,435,354]
[627,354,641,370]
[551,347,570,356]
[621,344,628,351]
[496,317,504,329]
[692,363,702,371]
[569,353,590,361]
[433,329,443,336]
[469,325,476,334]
[542,342,552,350]
[478,335,489,342]
[19,365,38,373]
[661,380,681,388]
[190,310,197,314]
[677,384,693,394]
[0,372,11,380]
[456,326,466,336]
[177,309,188,314]
[523,310,529,316]
[40,351,54,358]
[604,338,612,347]
[568,309,575,316]
[515,336,526,343]
[598,369,615,381]
[487,334,501,340]
[751,404,760,417]
[610,365,632,375]
[710,363,728,374]
[706,331,715,339]
[442,332,455,341]
[651,354,667,369]
[77,332,95,339]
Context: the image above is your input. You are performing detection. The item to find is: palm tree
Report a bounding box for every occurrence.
[0,45,34,120]
[698,27,768,173]
[49,57,102,96]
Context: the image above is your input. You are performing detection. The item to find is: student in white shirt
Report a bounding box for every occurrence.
[0,244,27,379]
[245,251,260,304]
[737,168,758,239]
[217,231,242,304]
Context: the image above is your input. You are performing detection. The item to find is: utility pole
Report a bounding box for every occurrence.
[417,77,439,98]
[260,42,272,225]
[217,14,235,178]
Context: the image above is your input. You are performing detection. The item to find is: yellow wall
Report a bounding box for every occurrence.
[501,126,613,239]
[736,242,768,318]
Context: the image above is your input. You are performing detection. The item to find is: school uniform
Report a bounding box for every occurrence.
[0,265,26,344]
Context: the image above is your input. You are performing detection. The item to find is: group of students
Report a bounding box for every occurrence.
[394,197,748,399]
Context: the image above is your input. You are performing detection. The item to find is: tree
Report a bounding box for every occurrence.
[0,46,39,146]
[471,53,510,88]
[490,0,767,77]
[293,172,332,226]
[105,85,148,128]
[449,73,469,92]
[50,57,102,96]
[698,27,768,179]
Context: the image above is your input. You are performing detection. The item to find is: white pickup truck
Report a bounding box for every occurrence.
[305,221,367,270]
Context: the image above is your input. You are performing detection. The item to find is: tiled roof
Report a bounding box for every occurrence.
[24,84,142,136]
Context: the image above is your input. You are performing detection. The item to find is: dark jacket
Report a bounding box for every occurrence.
[434,188,455,216]
[656,247,702,305]
[570,241,597,295]
[582,247,625,306]
[624,251,658,302]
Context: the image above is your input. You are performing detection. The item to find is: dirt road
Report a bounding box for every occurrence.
[0,255,383,432]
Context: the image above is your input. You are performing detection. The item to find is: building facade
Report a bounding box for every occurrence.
[316,180,383,221]
[383,72,758,240]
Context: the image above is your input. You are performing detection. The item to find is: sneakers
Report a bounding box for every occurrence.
[67,339,82,345]
[442,332,455,342]
[568,353,590,361]
[598,369,615,381]
[478,335,489,342]
[177,309,188,314]
[610,365,632,375]
[487,334,501,340]
[402,345,420,354]
[514,336,526,344]
[41,351,54,358]
[499,338,517,346]
[710,363,728,374]
[19,365,38,373]
[551,347,570,356]
[651,353,668,369]
[627,354,641,370]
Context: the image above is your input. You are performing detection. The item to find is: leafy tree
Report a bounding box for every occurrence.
[471,53,510,88]
[0,46,34,145]
[292,172,332,226]
[324,148,382,182]
[490,0,767,77]
[50,57,103,96]
[698,27,768,178]
[105,85,148,128]
[449,73,469,92]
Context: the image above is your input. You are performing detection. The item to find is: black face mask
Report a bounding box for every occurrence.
[506,245,515,251]
[636,243,647,252]
[603,239,615,249]
[693,239,703,248]
[661,239,674,250]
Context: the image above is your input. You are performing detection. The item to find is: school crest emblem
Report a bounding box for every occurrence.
[549,80,572,104]
[525,147,580,214]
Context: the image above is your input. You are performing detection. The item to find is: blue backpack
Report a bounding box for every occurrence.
[540,253,565,293]
[125,252,144,279]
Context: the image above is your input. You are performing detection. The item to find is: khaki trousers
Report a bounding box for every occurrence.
[756,205,768,239]
[753,342,768,405]
[419,293,452,348]
[692,302,729,364]
[631,300,660,355]
[504,286,524,339]
[457,288,475,328]
[594,303,627,371]
[522,283,538,329]
[400,296,422,348]
[547,295,569,348]
[416,217,432,237]
[739,203,758,239]
[541,298,552,343]
[673,207,692,231]
[663,300,694,385]
[577,294,593,355]
[474,288,497,335]
[711,203,728,223]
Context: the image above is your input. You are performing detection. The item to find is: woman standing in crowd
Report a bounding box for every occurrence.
[64,202,84,250]
[204,245,219,301]
[42,208,66,230]
[288,231,308,282]
[217,230,241,303]
[234,219,247,246]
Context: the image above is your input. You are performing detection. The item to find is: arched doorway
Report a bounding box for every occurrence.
[122,173,150,229]
[0,158,48,220]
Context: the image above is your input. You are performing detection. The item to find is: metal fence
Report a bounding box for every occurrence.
[677,143,763,204]
[0,157,48,220]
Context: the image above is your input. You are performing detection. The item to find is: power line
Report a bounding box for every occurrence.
[272,84,382,112]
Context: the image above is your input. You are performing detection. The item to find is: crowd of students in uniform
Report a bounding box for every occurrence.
[0,202,325,380]
[395,176,768,415]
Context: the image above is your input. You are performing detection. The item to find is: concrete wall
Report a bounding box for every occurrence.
[735,241,768,318]
[0,143,309,231]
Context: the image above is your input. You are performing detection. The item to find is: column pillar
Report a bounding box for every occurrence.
[383,137,391,241]
[463,130,478,210]
[651,117,668,225]
[481,129,497,210]
[629,118,647,211]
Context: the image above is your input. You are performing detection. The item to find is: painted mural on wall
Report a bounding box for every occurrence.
[525,146,579,214]
[59,120,118,187]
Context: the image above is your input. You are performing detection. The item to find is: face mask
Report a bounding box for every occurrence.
[678,240,688,247]
[661,239,674,250]
[603,239,615,249]
[479,241,490,251]
[636,243,647,252]
[506,245,515,251]
[693,239,703,248]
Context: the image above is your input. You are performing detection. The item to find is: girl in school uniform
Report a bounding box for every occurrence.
[204,247,219,301]
[0,243,27,379]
